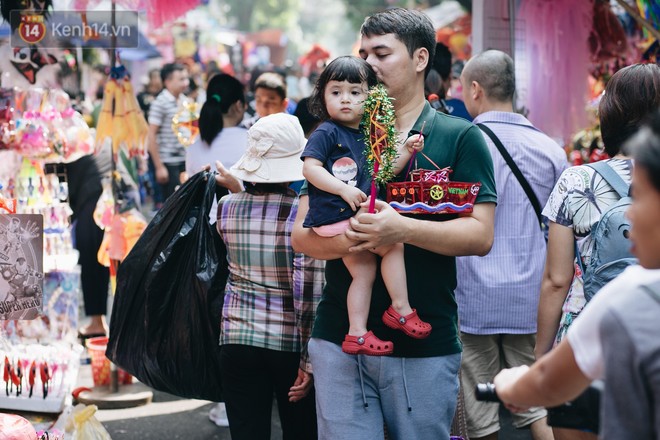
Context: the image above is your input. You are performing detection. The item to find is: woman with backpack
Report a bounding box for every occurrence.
[493,108,660,440]
[534,63,660,440]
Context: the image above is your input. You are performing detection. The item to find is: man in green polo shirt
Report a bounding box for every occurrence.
[292,8,497,439]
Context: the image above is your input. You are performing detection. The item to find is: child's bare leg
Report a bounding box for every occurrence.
[373,243,413,316]
[343,251,377,337]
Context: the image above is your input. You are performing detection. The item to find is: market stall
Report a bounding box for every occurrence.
[0,86,94,415]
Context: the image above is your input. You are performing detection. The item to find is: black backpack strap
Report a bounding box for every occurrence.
[477,123,543,227]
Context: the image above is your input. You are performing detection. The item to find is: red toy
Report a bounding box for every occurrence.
[28,360,36,398]
[40,361,50,398]
[387,167,481,214]
[3,356,10,396]
[10,360,22,396]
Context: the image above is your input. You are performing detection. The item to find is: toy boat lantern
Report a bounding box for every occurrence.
[386,168,480,214]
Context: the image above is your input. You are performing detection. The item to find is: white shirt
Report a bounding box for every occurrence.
[567,265,660,379]
[185,126,248,222]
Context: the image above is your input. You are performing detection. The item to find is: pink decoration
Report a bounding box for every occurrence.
[519,0,594,143]
[67,0,196,29]
[147,0,200,29]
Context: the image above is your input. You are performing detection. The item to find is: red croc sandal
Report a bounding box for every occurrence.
[342,331,394,356]
[382,306,432,339]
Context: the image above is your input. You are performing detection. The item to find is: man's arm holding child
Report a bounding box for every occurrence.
[293,196,495,259]
[292,195,357,260]
[348,200,495,257]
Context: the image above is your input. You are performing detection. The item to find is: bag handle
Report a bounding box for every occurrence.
[201,171,229,217]
[586,161,629,199]
[477,123,544,229]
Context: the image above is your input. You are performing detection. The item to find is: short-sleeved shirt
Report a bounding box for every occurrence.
[456,111,568,335]
[541,158,633,344]
[565,267,660,439]
[567,265,660,380]
[301,121,371,228]
[186,126,249,223]
[148,89,187,165]
[311,103,497,358]
[599,284,660,440]
[217,188,323,370]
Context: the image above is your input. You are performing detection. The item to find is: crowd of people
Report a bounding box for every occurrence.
[70,6,660,440]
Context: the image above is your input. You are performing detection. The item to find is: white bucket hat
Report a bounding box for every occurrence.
[230,113,306,183]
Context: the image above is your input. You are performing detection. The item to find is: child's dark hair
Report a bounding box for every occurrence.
[309,56,378,121]
[199,73,246,145]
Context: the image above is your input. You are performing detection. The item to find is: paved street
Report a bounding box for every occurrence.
[46,313,531,439]
[74,361,282,439]
[12,360,530,439]
[86,364,529,440]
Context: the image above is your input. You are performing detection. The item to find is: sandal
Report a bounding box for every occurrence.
[382,306,432,339]
[342,331,394,356]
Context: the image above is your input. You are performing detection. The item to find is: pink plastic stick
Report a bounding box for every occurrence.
[369,161,379,213]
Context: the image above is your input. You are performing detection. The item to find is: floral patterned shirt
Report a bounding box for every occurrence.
[541,158,633,344]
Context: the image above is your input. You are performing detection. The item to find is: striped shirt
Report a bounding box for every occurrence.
[148,89,187,164]
[217,189,324,372]
[455,111,568,334]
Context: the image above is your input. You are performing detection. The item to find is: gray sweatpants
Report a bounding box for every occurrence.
[309,338,461,440]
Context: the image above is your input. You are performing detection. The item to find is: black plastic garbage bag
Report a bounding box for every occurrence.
[106,171,228,401]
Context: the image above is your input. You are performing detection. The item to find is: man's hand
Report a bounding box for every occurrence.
[288,368,313,402]
[346,199,408,251]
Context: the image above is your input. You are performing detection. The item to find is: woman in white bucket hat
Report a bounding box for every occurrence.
[215,113,320,440]
[229,112,306,184]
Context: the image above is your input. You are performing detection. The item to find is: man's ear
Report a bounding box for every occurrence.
[470,81,482,101]
[280,97,289,113]
[229,100,244,116]
[414,47,429,74]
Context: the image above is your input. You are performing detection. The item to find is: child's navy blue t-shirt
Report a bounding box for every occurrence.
[301,120,371,228]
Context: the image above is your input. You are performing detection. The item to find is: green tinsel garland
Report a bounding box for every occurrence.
[361,84,399,185]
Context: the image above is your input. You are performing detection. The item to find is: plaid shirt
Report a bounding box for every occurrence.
[217,189,324,372]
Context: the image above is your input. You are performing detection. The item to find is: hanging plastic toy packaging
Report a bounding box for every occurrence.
[0,214,44,320]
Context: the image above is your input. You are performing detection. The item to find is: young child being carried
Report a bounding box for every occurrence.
[301,56,432,356]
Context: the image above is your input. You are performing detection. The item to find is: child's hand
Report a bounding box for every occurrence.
[340,185,367,211]
[403,134,424,154]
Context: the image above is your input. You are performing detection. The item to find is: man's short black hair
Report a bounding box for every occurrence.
[160,63,187,84]
[361,8,436,75]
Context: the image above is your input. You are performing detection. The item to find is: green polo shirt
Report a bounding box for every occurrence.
[311,103,497,357]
